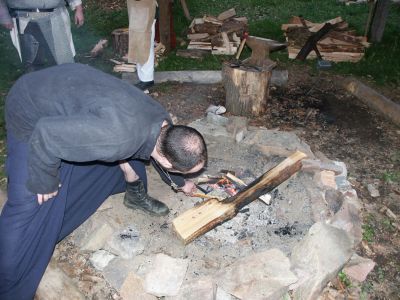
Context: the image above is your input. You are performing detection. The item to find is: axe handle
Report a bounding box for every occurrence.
[235,34,247,60]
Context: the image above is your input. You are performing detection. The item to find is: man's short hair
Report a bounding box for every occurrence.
[159,125,207,172]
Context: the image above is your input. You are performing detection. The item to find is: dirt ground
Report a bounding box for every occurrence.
[146,64,400,299]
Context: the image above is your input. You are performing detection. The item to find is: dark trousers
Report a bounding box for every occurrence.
[0,133,147,299]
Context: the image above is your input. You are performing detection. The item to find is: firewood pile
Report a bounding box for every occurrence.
[185,8,248,56]
[282,16,370,62]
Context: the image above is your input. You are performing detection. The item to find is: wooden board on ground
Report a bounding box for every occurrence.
[172,151,307,244]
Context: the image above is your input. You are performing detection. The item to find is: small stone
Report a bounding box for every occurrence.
[144,253,189,297]
[343,254,375,282]
[89,250,116,270]
[235,130,245,143]
[314,170,337,190]
[367,184,380,197]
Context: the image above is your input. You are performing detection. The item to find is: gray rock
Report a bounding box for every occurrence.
[89,250,116,270]
[206,112,229,126]
[144,253,189,297]
[189,118,231,138]
[242,129,315,159]
[165,276,215,300]
[291,222,353,300]
[215,249,298,300]
[367,184,380,197]
[105,225,144,259]
[329,191,362,244]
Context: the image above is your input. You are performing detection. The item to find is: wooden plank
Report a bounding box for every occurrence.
[172,151,307,244]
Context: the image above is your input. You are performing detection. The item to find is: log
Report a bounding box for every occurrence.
[342,77,400,126]
[111,28,129,56]
[172,151,307,244]
[90,39,108,57]
[217,8,236,21]
[222,61,274,117]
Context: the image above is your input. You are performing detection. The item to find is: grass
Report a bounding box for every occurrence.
[362,214,375,243]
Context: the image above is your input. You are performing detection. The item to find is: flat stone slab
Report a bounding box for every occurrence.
[144,253,189,297]
[291,222,353,300]
[215,249,298,300]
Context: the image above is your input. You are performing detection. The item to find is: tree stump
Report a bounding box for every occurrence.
[111,28,129,56]
[222,62,273,117]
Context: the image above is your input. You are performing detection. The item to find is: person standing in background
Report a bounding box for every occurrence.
[127,0,157,91]
[0,0,84,72]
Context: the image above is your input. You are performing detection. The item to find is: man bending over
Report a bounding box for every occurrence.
[0,63,207,299]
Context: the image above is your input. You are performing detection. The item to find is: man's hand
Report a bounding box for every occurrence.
[179,180,196,196]
[37,190,58,205]
[74,5,84,27]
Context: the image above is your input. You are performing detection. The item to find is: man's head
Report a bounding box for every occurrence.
[155,125,207,174]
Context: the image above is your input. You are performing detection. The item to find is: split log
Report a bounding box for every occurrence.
[113,63,136,73]
[172,151,307,244]
[217,8,236,21]
[90,39,108,57]
[111,28,129,56]
[222,61,275,117]
[187,33,209,40]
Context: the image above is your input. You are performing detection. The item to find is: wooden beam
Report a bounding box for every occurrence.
[172,151,307,244]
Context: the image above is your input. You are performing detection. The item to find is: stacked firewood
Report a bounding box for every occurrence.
[185,8,248,55]
[282,16,370,62]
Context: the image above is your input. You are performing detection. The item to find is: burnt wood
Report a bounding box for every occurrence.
[172,151,307,244]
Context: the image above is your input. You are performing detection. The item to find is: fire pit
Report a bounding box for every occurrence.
[49,116,362,300]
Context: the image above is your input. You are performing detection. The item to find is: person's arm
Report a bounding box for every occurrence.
[27,112,132,195]
[0,0,13,30]
[67,0,84,27]
[151,159,196,195]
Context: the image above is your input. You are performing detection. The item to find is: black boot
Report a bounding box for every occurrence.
[135,80,154,91]
[123,180,169,216]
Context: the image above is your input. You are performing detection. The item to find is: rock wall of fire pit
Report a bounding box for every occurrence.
[47,116,365,300]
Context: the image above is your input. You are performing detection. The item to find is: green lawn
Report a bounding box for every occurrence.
[0,0,399,179]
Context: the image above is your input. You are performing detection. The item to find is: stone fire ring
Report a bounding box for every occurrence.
[61,115,368,300]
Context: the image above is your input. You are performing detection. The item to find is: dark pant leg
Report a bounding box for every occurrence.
[0,134,73,300]
[19,21,56,71]
[0,133,148,298]
[57,159,148,241]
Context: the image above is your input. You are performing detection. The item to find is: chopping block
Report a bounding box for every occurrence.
[244,35,287,69]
